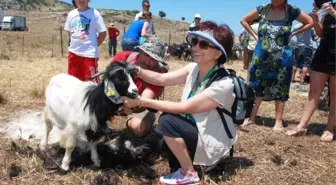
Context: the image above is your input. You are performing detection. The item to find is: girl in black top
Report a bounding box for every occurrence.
[286,2,336,142]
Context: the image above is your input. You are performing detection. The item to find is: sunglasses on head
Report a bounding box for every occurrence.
[190,37,217,50]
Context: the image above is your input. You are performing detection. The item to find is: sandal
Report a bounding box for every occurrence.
[320,130,334,142]
[285,127,307,136]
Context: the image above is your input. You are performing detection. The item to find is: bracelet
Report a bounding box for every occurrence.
[137,96,143,107]
[136,66,141,76]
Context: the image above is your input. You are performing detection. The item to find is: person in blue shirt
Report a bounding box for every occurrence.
[121,18,145,51]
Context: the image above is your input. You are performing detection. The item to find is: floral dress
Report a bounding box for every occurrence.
[249,4,301,101]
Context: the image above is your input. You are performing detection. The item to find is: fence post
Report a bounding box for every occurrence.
[22,35,24,56]
[51,34,54,57]
[60,26,63,58]
[168,33,171,46]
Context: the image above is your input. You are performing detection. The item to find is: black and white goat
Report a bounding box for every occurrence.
[40,62,138,171]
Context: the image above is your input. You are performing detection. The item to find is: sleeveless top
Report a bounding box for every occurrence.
[310,14,336,75]
[147,20,154,35]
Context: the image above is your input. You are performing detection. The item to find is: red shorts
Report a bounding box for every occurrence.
[68,52,100,83]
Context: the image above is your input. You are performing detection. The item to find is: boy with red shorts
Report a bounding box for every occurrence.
[64,0,107,82]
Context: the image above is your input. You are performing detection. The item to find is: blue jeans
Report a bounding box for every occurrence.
[108,39,117,56]
[121,38,139,52]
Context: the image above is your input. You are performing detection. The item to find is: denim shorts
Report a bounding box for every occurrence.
[293,46,314,69]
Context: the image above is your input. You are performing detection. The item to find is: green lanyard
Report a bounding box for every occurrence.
[190,65,216,96]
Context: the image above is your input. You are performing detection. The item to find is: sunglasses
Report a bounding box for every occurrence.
[190,37,217,50]
[143,4,150,7]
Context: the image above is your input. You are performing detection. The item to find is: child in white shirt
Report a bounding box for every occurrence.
[64,0,106,82]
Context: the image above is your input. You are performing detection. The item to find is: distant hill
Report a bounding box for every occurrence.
[0,0,72,11]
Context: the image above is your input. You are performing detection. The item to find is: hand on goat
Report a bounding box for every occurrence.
[123,96,143,109]
[126,63,141,76]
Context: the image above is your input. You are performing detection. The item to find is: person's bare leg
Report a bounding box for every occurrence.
[274,101,285,131]
[300,67,309,84]
[242,97,262,127]
[164,136,195,174]
[286,71,329,136]
[321,75,336,142]
[292,67,298,82]
[243,50,249,70]
[126,112,155,137]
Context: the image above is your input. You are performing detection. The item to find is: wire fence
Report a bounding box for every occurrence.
[0,26,187,60]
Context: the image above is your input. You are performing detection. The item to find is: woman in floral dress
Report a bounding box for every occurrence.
[240,0,313,131]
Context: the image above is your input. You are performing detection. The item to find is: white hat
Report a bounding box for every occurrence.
[186,30,228,62]
[194,13,201,19]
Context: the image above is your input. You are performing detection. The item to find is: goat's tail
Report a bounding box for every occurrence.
[40,106,53,150]
[42,106,53,129]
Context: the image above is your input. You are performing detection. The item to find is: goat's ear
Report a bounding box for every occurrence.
[124,60,133,68]
[104,80,116,97]
[104,79,123,104]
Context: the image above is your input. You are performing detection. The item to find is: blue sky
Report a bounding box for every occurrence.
[59,0,316,34]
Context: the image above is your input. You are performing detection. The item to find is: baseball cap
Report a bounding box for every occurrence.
[194,14,201,19]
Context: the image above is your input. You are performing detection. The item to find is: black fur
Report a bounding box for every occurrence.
[83,83,119,141]
[83,62,136,141]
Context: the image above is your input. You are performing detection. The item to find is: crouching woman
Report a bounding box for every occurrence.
[123,21,237,185]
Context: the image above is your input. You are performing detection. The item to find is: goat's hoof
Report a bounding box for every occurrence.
[39,144,47,151]
[89,165,100,171]
[93,162,101,168]
[55,169,68,176]
[60,164,70,171]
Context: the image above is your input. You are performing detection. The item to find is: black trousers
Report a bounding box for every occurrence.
[155,113,199,172]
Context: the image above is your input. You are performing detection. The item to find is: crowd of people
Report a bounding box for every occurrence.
[64,0,335,184]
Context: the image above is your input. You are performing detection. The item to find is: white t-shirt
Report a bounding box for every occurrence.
[247,23,259,51]
[188,22,197,32]
[181,63,237,166]
[64,8,106,58]
[134,11,143,21]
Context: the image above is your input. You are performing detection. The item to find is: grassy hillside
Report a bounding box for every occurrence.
[0,0,189,61]
[0,0,73,11]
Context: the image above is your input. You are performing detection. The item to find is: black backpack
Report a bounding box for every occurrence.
[205,67,256,140]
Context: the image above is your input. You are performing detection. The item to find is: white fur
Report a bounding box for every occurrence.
[40,73,136,171]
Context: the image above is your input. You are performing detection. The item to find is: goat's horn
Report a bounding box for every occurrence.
[89,69,106,79]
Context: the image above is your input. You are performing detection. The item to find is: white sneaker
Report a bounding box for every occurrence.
[159,168,200,185]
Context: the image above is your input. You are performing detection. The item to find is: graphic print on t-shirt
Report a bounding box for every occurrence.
[70,15,91,40]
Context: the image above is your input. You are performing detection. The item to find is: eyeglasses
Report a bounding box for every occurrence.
[190,37,217,50]
[143,4,150,8]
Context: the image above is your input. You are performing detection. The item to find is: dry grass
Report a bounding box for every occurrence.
[0,57,335,185]
[0,9,335,185]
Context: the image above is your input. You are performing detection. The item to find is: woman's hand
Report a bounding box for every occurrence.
[311,5,319,22]
[289,33,294,39]
[253,34,258,41]
[321,3,336,16]
[123,96,142,109]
